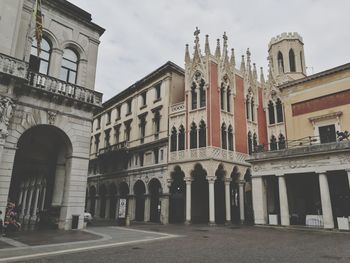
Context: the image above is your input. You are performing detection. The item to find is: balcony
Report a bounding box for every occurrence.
[0,53,102,108]
[170,102,185,115]
[98,141,129,156]
[169,146,249,164]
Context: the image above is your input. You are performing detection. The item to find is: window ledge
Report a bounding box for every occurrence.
[140,105,147,110]
[154,98,161,103]
[126,112,132,117]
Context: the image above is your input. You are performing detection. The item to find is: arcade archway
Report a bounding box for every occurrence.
[191,164,208,223]
[215,165,226,224]
[134,180,146,222]
[109,183,117,220]
[169,166,185,223]
[149,179,162,223]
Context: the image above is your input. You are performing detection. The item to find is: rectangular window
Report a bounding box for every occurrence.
[114,126,120,144]
[141,92,147,106]
[104,129,111,147]
[160,149,164,161]
[154,149,159,164]
[139,152,144,166]
[106,111,111,125]
[319,124,336,143]
[155,83,161,100]
[116,106,121,120]
[96,117,101,130]
[126,100,132,115]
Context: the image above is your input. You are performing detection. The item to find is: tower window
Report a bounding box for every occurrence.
[227,88,231,112]
[178,125,185,150]
[198,120,206,148]
[221,123,227,150]
[170,127,177,152]
[276,98,283,123]
[247,131,252,155]
[221,85,225,110]
[199,79,206,108]
[289,49,296,72]
[228,125,234,151]
[268,100,275,125]
[191,83,197,110]
[190,122,197,149]
[277,51,284,73]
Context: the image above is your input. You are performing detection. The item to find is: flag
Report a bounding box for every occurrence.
[33,0,43,56]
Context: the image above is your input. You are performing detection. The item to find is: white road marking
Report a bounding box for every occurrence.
[111,226,173,236]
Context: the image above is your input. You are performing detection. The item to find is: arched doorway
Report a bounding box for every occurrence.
[99,184,107,218]
[169,166,185,223]
[149,179,162,223]
[191,164,208,223]
[215,165,226,224]
[134,180,146,222]
[8,125,72,228]
[109,183,117,220]
[89,186,97,217]
[230,167,240,224]
[244,169,254,224]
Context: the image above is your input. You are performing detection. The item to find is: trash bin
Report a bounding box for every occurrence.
[72,215,79,229]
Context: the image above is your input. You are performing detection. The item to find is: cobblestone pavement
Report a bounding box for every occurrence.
[1,224,349,263]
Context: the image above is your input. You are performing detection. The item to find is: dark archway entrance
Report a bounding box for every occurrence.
[215,165,226,224]
[8,125,72,229]
[244,169,254,224]
[230,167,240,224]
[149,179,162,223]
[134,180,146,222]
[191,164,208,223]
[99,184,107,218]
[169,166,185,223]
[89,186,97,217]
[109,183,117,220]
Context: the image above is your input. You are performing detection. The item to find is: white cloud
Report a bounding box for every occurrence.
[69,0,350,101]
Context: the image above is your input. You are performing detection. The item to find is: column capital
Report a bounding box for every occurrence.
[184,177,193,183]
[206,176,216,183]
[239,180,246,185]
[344,168,350,173]
[315,170,327,175]
[224,178,232,184]
[275,172,285,177]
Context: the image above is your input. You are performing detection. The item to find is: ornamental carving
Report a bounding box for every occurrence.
[0,96,15,138]
[47,111,57,125]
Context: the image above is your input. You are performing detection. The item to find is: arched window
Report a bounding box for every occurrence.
[228,125,234,151]
[289,49,296,72]
[190,122,197,149]
[198,120,206,148]
[170,127,177,152]
[251,98,255,122]
[276,98,283,123]
[60,48,78,84]
[268,100,275,124]
[30,37,51,75]
[191,83,197,110]
[246,96,250,120]
[278,134,286,150]
[247,131,253,155]
[220,84,225,110]
[178,125,185,150]
[270,135,277,151]
[253,133,258,153]
[226,88,231,112]
[221,123,227,149]
[199,79,206,108]
[277,51,284,73]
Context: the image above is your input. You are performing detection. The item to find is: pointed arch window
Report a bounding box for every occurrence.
[226,88,231,112]
[220,84,225,110]
[251,98,255,122]
[246,96,250,120]
[228,125,234,151]
[268,100,275,124]
[277,51,284,73]
[178,125,185,150]
[191,83,197,110]
[221,123,227,150]
[199,79,206,108]
[278,134,286,150]
[30,37,52,75]
[248,131,253,155]
[170,127,177,152]
[276,98,283,123]
[60,48,78,84]
[289,49,296,72]
[253,133,258,153]
[198,120,206,148]
[190,122,197,149]
[270,135,277,151]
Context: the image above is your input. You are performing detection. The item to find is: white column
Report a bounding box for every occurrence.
[144,195,150,222]
[225,179,232,223]
[160,194,169,225]
[21,188,28,216]
[127,195,135,221]
[207,176,215,225]
[278,175,290,226]
[239,182,245,223]
[185,178,192,224]
[25,186,34,219]
[252,177,267,224]
[346,169,350,192]
[40,185,47,211]
[32,187,40,221]
[318,172,334,229]
[18,186,24,206]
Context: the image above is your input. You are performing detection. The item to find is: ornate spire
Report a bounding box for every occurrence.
[222,32,228,60]
[253,63,258,80]
[185,44,190,63]
[205,34,211,56]
[230,48,236,67]
[194,26,200,48]
[246,48,251,70]
[215,39,221,58]
[240,55,245,72]
[260,67,265,83]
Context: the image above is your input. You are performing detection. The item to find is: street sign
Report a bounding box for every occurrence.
[118,198,127,218]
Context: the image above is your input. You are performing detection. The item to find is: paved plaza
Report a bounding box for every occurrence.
[0,225,349,262]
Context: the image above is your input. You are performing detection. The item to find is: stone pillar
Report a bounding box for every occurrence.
[127,195,135,221]
[25,185,34,219]
[207,176,216,225]
[225,179,232,224]
[144,195,150,222]
[18,185,24,206]
[32,186,40,221]
[160,194,169,225]
[346,169,350,192]
[252,177,267,224]
[40,184,47,211]
[51,163,66,206]
[21,187,28,216]
[278,175,290,226]
[95,196,100,219]
[48,48,63,78]
[239,181,245,223]
[318,172,334,229]
[185,178,192,224]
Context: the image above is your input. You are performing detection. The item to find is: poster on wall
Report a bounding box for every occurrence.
[118,198,127,218]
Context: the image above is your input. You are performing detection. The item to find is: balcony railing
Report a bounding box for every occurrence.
[169,146,249,164]
[170,102,185,114]
[98,141,129,155]
[0,53,28,79]
[28,72,102,107]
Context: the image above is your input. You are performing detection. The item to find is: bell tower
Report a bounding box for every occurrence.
[268,32,306,83]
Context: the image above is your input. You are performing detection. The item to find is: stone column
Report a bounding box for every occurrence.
[48,48,63,78]
[21,187,28,216]
[252,177,267,224]
[346,169,350,192]
[95,196,100,219]
[278,175,290,226]
[225,179,232,224]
[239,181,245,223]
[185,178,192,224]
[160,194,169,225]
[144,195,150,222]
[51,163,66,206]
[25,185,34,220]
[207,176,216,226]
[318,172,334,229]
[127,195,135,221]
[18,185,24,207]
[31,186,41,221]
[40,184,47,211]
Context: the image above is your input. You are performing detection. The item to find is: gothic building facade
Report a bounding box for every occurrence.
[0,0,104,230]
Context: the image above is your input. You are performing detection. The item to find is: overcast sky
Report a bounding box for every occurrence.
[69,0,350,101]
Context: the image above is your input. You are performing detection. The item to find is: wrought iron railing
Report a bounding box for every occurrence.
[98,141,129,155]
